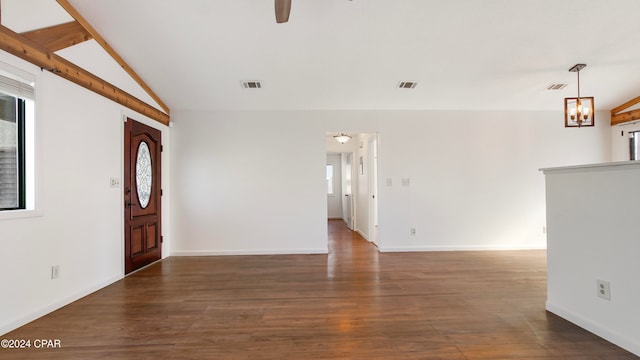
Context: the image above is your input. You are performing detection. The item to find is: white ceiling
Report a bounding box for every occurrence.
[5,0,640,113]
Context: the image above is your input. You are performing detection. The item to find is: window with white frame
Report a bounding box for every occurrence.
[0,71,35,211]
[326,164,334,195]
[630,130,640,161]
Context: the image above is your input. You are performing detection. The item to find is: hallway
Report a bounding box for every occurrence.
[2,220,637,359]
[327,218,378,276]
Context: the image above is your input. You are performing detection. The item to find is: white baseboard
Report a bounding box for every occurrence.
[356,228,369,241]
[546,301,640,357]
[171,248,328,256]
[378,244,547,252]
[0,273,122,336]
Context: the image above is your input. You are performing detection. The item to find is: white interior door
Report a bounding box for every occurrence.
[341,152,354,230]
[368,136,378,245]
[327,154,343,219]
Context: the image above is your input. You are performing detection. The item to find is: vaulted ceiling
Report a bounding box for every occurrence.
[4,0,640,115]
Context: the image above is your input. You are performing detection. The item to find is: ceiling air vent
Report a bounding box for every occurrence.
[242,81,262,89]
[546,83,567,90]
[397,81,418,89]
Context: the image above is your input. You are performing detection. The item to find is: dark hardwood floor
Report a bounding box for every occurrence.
[2,219,637,359]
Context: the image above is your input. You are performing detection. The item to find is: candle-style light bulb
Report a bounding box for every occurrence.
[583,105,590,120]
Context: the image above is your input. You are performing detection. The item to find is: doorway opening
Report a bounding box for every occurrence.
[325,132,379,253]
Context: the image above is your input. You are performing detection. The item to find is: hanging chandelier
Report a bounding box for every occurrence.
[334,133,352,144]
[564,64,594,127]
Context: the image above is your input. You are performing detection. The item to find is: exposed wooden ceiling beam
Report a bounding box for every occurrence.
[56,0,170,115]
[612,109,640,126]
[611,96,640,125]
[21,21,92,52]
[611,95,640,115]
[0,24,169,125]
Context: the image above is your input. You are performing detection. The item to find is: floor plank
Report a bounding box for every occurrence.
[2,219,637,359]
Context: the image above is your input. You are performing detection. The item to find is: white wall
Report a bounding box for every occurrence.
[168,111,367,255]
[170,109,610,255]
[0,52,171,335]
[543,162,640,356]
[378,110,611,251]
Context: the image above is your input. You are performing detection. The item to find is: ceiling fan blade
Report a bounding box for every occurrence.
[275,0,291,23]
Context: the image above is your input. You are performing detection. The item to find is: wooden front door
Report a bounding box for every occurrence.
[124,118,162,274]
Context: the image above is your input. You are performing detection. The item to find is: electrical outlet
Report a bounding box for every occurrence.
[110,177,120,188]
[410,228,416,236]
[596,279,610,300]
[51,265,60,280]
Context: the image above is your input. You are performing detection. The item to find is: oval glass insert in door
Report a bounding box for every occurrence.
[136,141,152,209]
